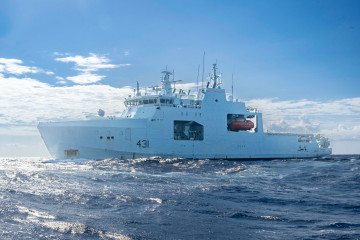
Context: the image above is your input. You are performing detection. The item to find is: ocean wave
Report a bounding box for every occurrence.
[1,155,359,239]
[12,206,131,240]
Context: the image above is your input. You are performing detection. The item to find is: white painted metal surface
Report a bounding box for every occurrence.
[38,65,332,160]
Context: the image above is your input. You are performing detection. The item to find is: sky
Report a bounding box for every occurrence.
[0,0,359,156]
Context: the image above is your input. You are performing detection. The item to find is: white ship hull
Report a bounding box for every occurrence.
[38,66,331,160]
[38,118,331,160]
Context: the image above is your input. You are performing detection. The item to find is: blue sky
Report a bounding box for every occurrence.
[0,0,360,156]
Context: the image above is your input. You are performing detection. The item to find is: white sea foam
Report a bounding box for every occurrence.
[215,165,245,175]
[148,197,162,204]
[14,207,132,240]
[260,215,280,220]
[104,232,132,240]
[41,221,87,234]
[116,194,132,202]
[41,220,132,239]
[17,206,56,220]
[44,158,95,163]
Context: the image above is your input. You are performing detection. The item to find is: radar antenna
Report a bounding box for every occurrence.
[160,69,182,96]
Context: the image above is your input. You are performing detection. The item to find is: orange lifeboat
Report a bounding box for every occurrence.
[230,120,254,131]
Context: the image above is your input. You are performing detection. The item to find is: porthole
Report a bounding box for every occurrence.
[111,136,114,139]
[100,136,103,139]
[107,136,110,140]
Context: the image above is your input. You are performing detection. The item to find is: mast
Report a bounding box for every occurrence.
[201,52,205,89]
[231,73,234,102]
[161,70,173,95]
[196,64,200,94]
[210,63,222,89]
[136,81,141,97]
[212,63,217,88]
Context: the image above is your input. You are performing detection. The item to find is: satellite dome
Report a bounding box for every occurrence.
[98,109,105,117]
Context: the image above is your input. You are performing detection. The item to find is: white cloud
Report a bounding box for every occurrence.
[0,126,39,136]
[245,98,360,141]
[0,58,41,75]
[324,124,360,141]
[66,73,105,84]
[175,82,199,92]
[0,74,132,128]
[0,58,57,77]
[0,75,49,89]
[55,53,118,72]
[55,53,131,84]
[53,52,70,56]
[246,98,360,117]
[55,76,67,84]
[265,116,320,134]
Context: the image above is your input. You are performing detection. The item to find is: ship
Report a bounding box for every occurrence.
[38,64,331,160]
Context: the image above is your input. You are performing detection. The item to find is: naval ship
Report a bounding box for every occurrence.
[38,64,331,160]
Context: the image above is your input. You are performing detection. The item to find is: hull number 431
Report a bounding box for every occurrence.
[137,140,149,148]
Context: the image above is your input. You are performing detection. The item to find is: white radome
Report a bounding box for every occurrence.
[38,64,331,160]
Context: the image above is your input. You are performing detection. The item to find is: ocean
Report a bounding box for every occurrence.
[0,155,359,240]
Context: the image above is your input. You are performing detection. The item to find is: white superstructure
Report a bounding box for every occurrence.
[38,64,331,160]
